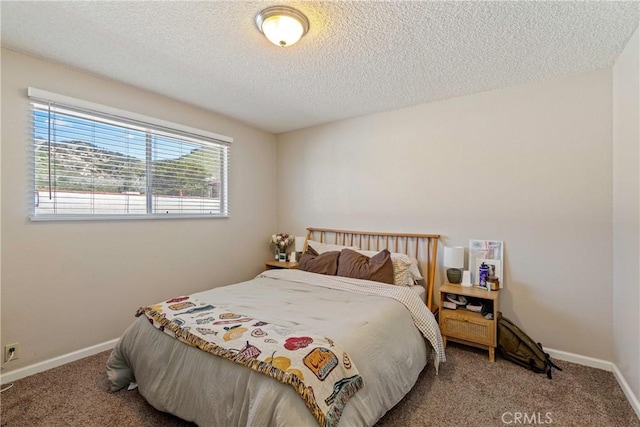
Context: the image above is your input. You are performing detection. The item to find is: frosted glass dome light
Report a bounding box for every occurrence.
[256,6,309,47]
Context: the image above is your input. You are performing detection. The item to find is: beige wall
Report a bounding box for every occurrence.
[613,26,640,400]
[1,41,631,380]
[0,49,277,372]
[277,69,614,360]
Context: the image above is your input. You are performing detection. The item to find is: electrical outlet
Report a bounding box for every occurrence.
[4,343,19,362]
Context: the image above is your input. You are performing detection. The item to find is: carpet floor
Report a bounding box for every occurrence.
[1,342,638,426]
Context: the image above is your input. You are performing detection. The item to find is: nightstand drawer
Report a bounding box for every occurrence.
[440,309,496,347]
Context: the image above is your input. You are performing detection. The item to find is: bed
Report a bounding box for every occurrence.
[107,228,445,427]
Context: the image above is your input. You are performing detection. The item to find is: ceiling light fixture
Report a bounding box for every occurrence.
[255,5,309,47]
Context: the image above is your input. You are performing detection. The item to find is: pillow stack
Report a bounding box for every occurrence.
[297,240,422,286]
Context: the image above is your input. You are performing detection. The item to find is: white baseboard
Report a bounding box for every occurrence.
[612,363,640,420]
[0,338,118,385]
[546,347,640,420]
[545,347,613,371]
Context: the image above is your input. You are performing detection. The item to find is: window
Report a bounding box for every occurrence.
[28,88,231,220]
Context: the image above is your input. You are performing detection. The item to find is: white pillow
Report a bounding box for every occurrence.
[408,258,424,281]
[307,240,359,254]
[356,250,422,286]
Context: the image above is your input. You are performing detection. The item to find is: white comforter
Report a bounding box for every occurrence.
[107,270,444,427]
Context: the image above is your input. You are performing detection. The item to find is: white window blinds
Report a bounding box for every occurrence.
[29,88,231,220]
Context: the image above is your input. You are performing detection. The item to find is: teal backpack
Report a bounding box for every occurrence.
[497,312,562,379]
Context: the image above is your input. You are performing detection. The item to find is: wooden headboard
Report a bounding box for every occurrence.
[304,227,440,311]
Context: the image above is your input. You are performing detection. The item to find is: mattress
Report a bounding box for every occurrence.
[107,270,443,427]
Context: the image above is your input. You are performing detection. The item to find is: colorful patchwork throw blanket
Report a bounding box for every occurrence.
[136,296,364,427]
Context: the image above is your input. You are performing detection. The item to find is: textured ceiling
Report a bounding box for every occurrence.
[1,1,638,133]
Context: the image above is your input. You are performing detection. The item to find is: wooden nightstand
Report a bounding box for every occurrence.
[265,261,298,270]
[439,283,500,362]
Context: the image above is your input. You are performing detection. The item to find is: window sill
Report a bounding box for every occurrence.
[29,214,230,222]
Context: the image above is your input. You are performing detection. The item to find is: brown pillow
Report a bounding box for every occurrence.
[298,246,340,275]
[336,249,394,284]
